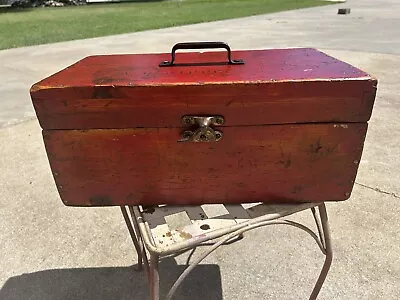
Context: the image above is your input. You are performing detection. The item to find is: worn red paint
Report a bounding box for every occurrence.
[43,124,367,206]
[30,47,377,206]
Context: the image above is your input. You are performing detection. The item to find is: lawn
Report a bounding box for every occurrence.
[0,0,330,50]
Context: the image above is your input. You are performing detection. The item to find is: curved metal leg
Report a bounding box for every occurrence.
[309,203,333,300]
[164,204,332,300]
[149,254,160,300]
[120,206,143,271]
[128,206,151,278]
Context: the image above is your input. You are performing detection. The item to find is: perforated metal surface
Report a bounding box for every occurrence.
[139,203,317,249]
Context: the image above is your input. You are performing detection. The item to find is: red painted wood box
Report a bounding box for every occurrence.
[30,42,377,206]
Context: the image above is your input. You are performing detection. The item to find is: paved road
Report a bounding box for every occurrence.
[1,0,400,128]
[0,1,399,299]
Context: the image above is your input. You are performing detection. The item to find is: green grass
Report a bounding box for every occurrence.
[0,0,330,50]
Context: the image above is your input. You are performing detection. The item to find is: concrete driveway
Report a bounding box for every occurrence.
[0,0,399,299]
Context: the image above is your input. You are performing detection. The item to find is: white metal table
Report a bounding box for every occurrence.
[121,202,332,300]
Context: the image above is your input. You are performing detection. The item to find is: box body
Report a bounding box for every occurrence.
[30,47,377,206]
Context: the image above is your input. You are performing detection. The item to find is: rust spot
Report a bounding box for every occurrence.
[200,224,210,230]
[89,195,112,206]
[179,231,192,239]
[165,231,172,237]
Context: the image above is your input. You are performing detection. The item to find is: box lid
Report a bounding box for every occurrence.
[30,46,377,129]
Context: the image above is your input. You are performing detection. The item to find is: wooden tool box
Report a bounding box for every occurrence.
[30,42,377,206]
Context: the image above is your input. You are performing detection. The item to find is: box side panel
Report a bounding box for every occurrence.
[43,123,367,206]
[32,80,377,129]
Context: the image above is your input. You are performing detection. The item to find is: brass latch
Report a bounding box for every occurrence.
[178,116,224,143]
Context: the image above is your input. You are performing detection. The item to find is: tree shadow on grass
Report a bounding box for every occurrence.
[87,0,166,4]
[0,0,165,13]
[0,7,34,13]
[0,258,223,300]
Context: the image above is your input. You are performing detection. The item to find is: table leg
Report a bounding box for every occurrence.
[149,253,160,300]
[120,206,143,271]
[309,203,333,300]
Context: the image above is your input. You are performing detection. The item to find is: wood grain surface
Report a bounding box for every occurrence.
[30,48,377,129]
[43,123,367,206]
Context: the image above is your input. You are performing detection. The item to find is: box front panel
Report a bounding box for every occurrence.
[43,123,367,206]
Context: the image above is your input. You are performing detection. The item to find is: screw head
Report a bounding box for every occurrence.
[181,131,194,141]
[183,116,194,125]
[183,131,192,138]
[199,134,207,141]
[214,117,224,125]
[215,131,223,141]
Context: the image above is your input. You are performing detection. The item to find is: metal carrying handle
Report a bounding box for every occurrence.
[159,42,245,67]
